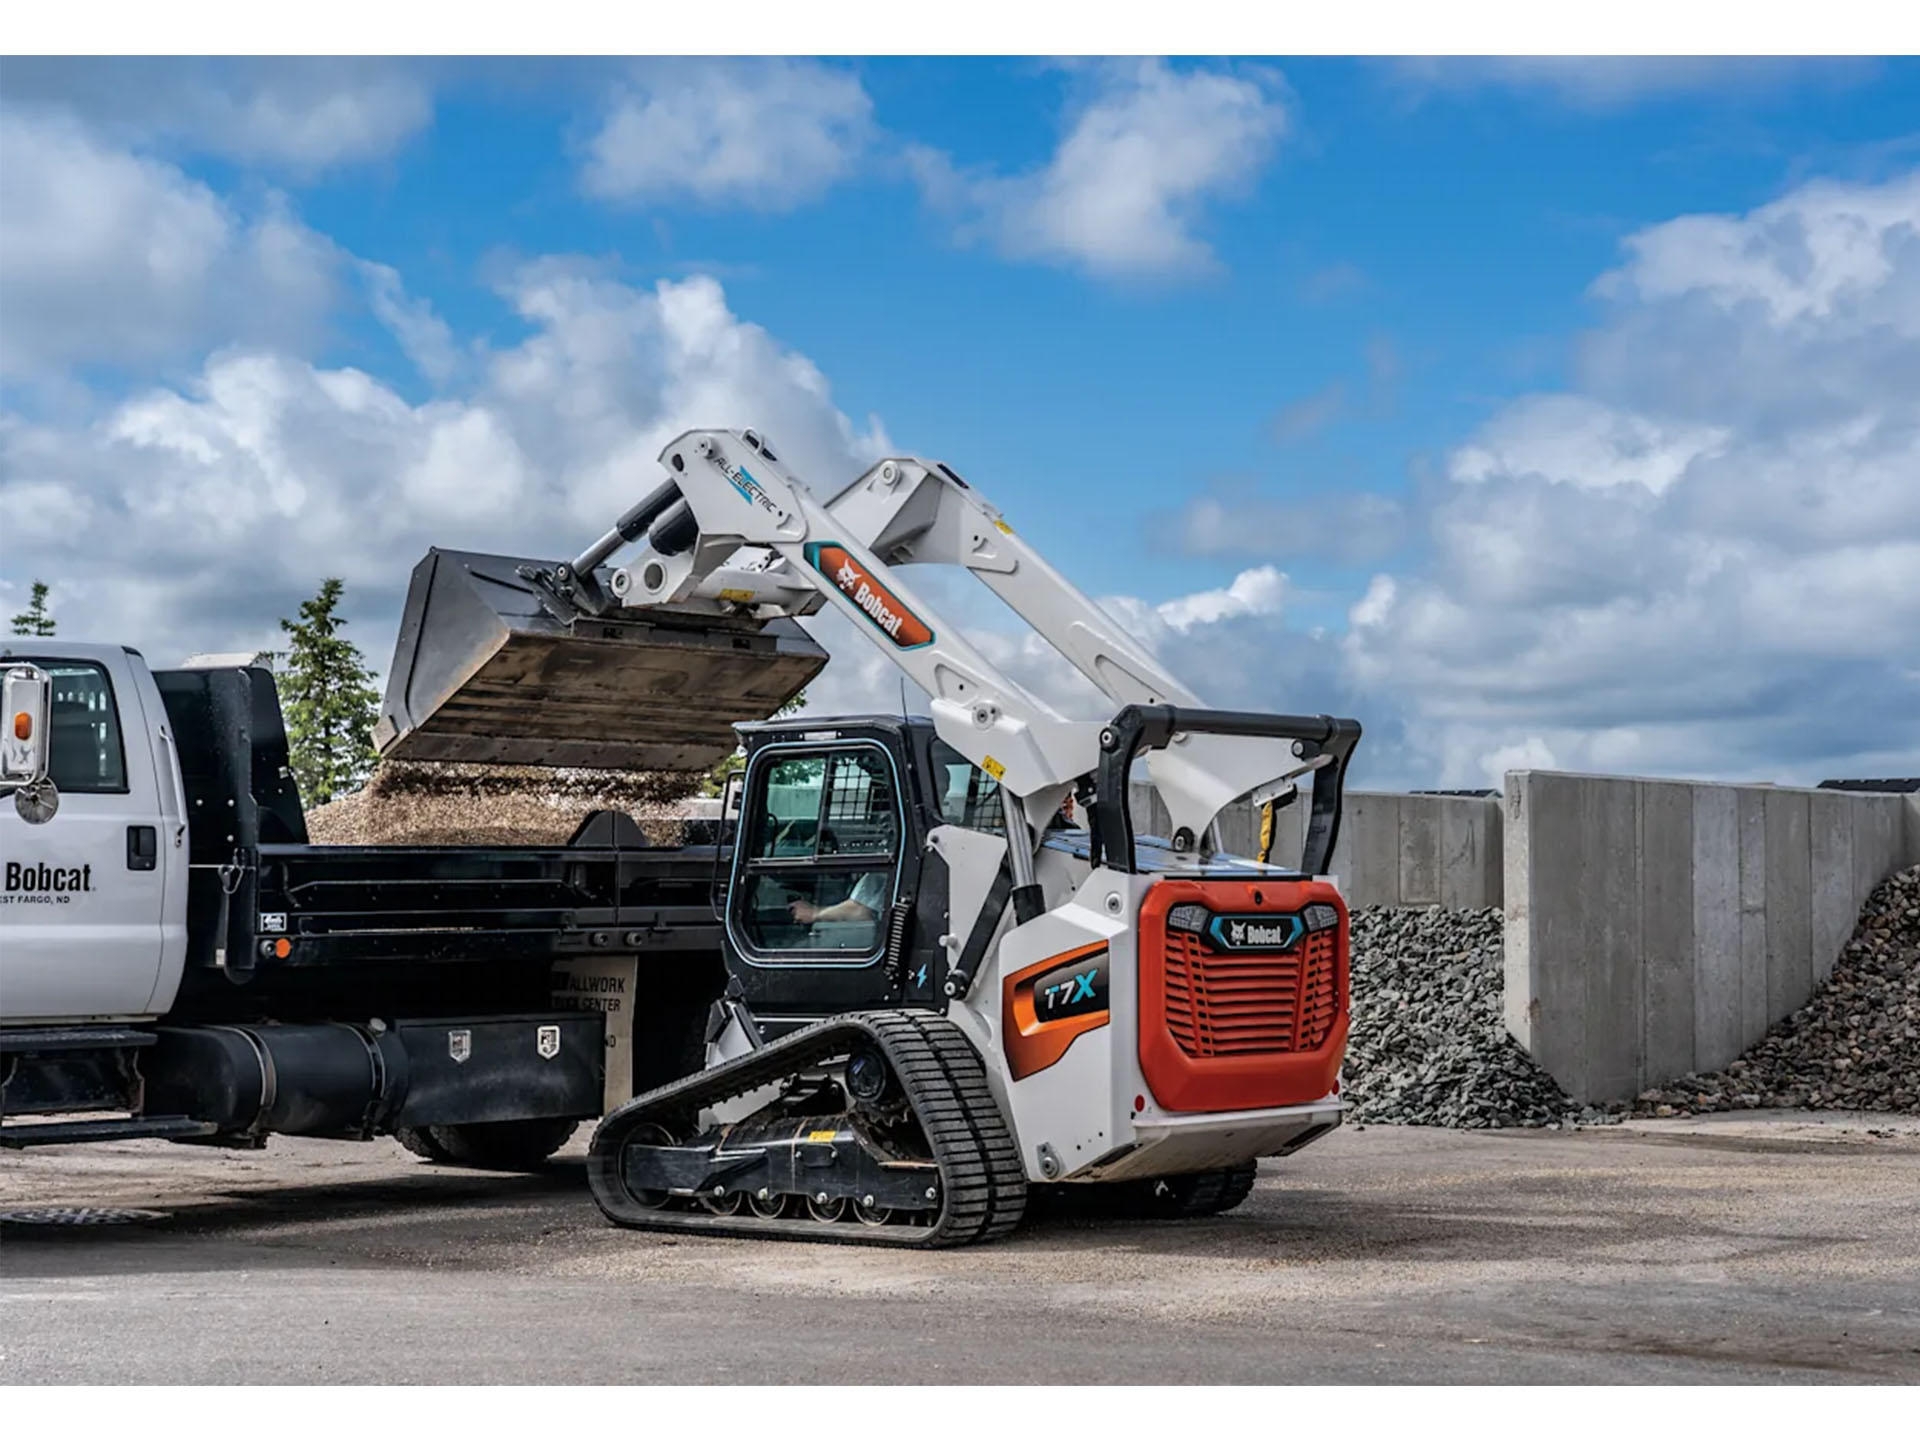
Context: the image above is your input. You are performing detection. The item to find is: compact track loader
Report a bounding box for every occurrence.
[379,428,1362,1246]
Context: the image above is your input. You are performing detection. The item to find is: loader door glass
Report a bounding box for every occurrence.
[734,745,900,958]
[931,739,1004,834]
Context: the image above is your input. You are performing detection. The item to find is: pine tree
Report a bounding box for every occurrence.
[274,579,382,807]
[9,580,56,636]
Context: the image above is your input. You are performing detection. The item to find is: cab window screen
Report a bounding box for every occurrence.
[42,661,128,794]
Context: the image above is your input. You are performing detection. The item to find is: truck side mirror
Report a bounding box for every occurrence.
[2,664,59,823]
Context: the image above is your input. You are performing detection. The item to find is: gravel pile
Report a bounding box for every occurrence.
[1634,864,1920,1116]
[1344,906,1608,1129]
[305,761,701,846]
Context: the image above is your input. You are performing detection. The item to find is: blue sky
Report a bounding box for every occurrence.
[3,56,1918,788]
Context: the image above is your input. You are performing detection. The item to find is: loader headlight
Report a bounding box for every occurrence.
[1167,903,1210,934]
[1303,903,1340,933]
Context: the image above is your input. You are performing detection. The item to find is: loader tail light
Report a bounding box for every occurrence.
[12,711,29,741]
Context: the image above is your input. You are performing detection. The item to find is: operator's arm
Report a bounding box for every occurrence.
[789,871,886,925]
[789,896,873,924]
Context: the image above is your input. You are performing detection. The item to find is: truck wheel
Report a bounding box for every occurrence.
[394,1125,461,1163]
[396,1118,580,1171]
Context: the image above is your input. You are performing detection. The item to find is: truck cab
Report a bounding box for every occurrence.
[1,641,189,1025]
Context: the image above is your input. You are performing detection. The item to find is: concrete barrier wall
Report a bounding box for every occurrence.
[1503,771,1919,1103]
[1126,783,1503,909]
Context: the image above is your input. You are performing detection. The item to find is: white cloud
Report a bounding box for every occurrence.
[1389,58,1867,109]
[1447,395,1729,495]
[0,268,890,672]
[1346,169,1920,787]
[1155,566,1287,631]
[909,60,1287,279]
[1270,382,1346,441]
[0,110,340,382]
[361,261,462,386]
[0,58,433,170]
[582,59,874,212]
[1168,490,1407,565]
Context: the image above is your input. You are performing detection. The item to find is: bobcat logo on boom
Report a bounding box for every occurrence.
[803,542,935,650]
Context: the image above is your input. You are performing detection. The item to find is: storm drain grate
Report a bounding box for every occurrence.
[0,1207,169,1227]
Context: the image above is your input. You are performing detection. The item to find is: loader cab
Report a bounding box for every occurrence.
[721,715,1005,1035]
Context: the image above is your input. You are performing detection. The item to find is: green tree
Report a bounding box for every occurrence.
[274,578,381,807]
[701,689,807,797]
[9,580,56,636]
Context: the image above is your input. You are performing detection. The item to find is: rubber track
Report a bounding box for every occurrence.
[587,1010,1027,1248]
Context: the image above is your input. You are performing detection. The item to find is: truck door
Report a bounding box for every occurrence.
[0,653,167,1021]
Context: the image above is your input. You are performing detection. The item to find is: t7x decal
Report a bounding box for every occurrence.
[1002,941,1111,1081]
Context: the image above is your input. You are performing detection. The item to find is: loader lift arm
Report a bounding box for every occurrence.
[536,428,1355,875]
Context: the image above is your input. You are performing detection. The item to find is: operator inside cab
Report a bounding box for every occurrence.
[789,869,887,928]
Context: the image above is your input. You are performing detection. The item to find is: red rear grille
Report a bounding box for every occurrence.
[1162,928,1339,1058]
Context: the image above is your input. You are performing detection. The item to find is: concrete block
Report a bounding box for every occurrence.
[1690,785,1743,1074]
[1580,778,1644,1103]
[1274,797,1309,870]
[1764,789,1814,1022]
[1212,799,1257,860]
[1438,797,1499,908]
[1737,789,1771,1050]
[1639,781,1695,1089]
[1808,790,1854,984]
[1506,771,1644,1102]
[1852,796,1908,909]
[1347,792,1403,908]
[1503,780,1536,1051]
[1127,781,1170,842]
[1907,795,1920,868]
[1399,799,1442,907]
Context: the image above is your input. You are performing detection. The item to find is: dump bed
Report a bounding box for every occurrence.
[153,667,730,1018]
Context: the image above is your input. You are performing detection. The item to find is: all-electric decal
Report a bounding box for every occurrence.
[719,460,783,519]
[803,542,936,650]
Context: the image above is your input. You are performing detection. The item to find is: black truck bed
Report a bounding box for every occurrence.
[153,665,730,1017]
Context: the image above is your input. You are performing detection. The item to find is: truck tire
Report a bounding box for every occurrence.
[396,1118,580,1171]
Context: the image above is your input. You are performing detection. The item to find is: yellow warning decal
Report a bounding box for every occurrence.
[993,518,1014,535]
[807,1129,839,1142]
[717,587,757,603]
[982,755,1006,781]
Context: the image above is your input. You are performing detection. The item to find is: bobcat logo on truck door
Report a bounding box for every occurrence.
[803,543,935,649]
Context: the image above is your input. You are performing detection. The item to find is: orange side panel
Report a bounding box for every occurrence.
[1003,940,1111,1081]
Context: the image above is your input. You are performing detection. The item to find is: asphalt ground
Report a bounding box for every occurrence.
[3,1111,1917,1384]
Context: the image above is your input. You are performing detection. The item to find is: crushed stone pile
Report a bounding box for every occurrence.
[1634,864,1920,1116]
[305,761,703,847]
[1344,906,1610,1129]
